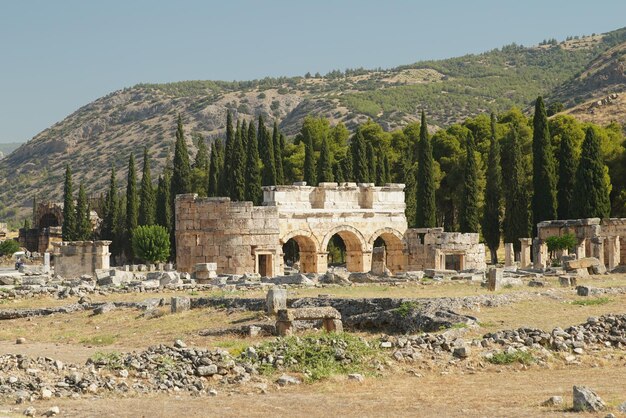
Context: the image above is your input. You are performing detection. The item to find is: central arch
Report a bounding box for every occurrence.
[368,228,406,274]
[280,230,320,273]
[321,226,368,272]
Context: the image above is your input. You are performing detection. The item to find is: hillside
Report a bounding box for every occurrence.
[1,27,626,223]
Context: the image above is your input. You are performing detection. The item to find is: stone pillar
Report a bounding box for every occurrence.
[504,243,514,267]
[606,236,620,270]
[487,267,503,291]
[576,239,586,259]
[315,252,328,274]
[591,237,604,266]
[370,246,387,275]
[533,238,548,270]
[519,238,532,269]
[266,287,287,314]
[43,252,51,274]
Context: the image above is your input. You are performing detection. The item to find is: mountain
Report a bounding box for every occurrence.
[0,142,22,159]
[1,27,626,223]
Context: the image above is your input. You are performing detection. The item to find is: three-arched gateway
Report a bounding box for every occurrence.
[175,182,487,275]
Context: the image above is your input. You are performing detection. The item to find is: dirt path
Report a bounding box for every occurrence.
[1,364,624,417]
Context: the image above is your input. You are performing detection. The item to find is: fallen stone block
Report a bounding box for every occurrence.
[572,386,605,412]
[266,287,287,314]
[171,296,190,313]
[577,286,590,297]
[559,275,577,287]
[93,303,115,315]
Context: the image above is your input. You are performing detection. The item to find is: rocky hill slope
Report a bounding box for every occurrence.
[1,28,626,223]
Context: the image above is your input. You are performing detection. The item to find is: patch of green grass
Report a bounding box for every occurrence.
[395,301,419,317]
[80,334,117,346]
[253,333,380,382]
[450,323,469,330]
[91,351,123,369]
[571,297,611,306]
[213,339,251,357]
[488,350,535,365]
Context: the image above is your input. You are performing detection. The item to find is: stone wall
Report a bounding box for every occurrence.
[53,241,111,278]
[18,227,62,254]
[405,228,486,271]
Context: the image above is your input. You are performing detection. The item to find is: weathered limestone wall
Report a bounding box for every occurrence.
[405,228,486,271]
[175,195,282,274]
[53,241,111,278]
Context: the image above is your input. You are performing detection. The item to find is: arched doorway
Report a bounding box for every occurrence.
[281,232,319,273]
[322,227,368,272]
[369,229,405,274]
[39,213,60,228]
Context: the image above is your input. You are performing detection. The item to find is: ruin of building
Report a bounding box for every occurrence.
[175,182,487,275]
[535,218,626,270]
[52,240,111,278]
[18,201,101,253]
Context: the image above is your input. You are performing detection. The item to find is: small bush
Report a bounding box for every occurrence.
[395,301,419,317]
[0,240,20,256]
[80,334,117,346]
[488,350,535,365]
[132,225,170,263]
[91,351,123,369]
[545,233,577,253]
[572,297,610,306]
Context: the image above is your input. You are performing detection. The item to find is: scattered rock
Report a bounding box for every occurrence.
[276,374,301,386]
[40,388,53,399]
[618,401,626,413]
[573,386,606,412]
[541,396,563,406]
[208,389,218,396]
[16,337,26,345]
[453,346,470,359]
[348,373,365,383]
[93,303,115,315]
[174,339,187,348]
[43,406,60,417]
[23,406,36,417]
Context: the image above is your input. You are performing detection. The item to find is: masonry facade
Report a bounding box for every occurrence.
[175,182,486,275]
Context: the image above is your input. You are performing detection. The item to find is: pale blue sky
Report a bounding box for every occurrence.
[1,0,625,143]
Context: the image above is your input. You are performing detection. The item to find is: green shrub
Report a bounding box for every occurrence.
[131,225,170,263]
[90,351,123,369]
[0,240,20,256]
[545,233,577,252]
[395,301,419,317]
[488,350,535,365]
[572,297,610,306]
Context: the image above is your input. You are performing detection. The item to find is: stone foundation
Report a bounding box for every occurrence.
[405,228,486,271]
[53,241,111,278]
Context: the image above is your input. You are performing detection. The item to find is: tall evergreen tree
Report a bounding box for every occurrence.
[334,161,345,183]
[113,192,126,259]
[156,173,172,232]
[126,153,139,258]
[504,127,531,252]
[532,96,558,232]
[219,111,234,196]
[258,115,277,186]
[273,121,285,185]
[230,121,246,201]
[171,115,192,199]
[459,133,480,233]
[557,130,577,219]
[573,127,611,219]
[366,141,376,183]
[317,136,334,183]
[240,119,248,153]
[383,152,391,184]
[351,130,368,183]
[303,126,317,185]
[139,147,156,226]
[62,164,76,241]
[415,111,436,228]
[207,140,222,197]
[193,136,209,171]
[101,166,118,241]
[75,182,92,240]
[482,113,503,263]
[245,121,263,204]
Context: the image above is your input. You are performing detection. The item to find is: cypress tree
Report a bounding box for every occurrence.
[126,153,139,258]
[504,127,531,252]
[532,96,558,231]
[383,152,391,184]
[194,136,209,171]
[459,133,480,233]
[273,121,285,185]
[101,166,118,241]
[75,182,92,240]
[557,130,577,219]
[230,121,246,201]
[139,147,156,226]
[482,113,503,263]
[317,136,334,183]
[572,127,611,219]
[366,141,376,183]
[303,126,317,185]
[245,121,263,204]
[258,115,277,186]
[171,115,192,198]
[156,173,172,232]
[415,111,436,228]
[207,140,221,197]
[219,111,234,197]
[334,161,345,183]
[62,164,76,241]
[113,192,126,259]
[342,152,353,182]
[240,120,248,153]
[375,146,388,186]
[351,130,368,183]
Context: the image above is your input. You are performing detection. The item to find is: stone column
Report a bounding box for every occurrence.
[504,243,514,267]
[315,252,328,274]
[606,236,620,270]
[591,237,604,266]
[519,238,532,269]
[533,238,548,270]
[576,239,586,259]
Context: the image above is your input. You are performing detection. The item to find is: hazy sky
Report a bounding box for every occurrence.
[1,0,625,144]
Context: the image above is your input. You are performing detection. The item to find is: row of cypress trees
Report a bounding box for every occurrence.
[61,166,93,242]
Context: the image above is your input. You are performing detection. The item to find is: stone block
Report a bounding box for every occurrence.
[266,287,287,314]
[559,276,577,287]
[160,272,181,287]
[487,267,503,291]
[171,296,190,313]
[577,286,590,296]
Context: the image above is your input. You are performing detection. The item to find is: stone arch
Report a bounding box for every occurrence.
[39,212,60,228]
[280,230,320,273]
[322,225,369,272]
[369,228,406,274]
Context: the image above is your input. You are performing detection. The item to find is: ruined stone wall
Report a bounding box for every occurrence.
[175,195,282,274]
[53,241,111,278]
[405,228,486,271]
